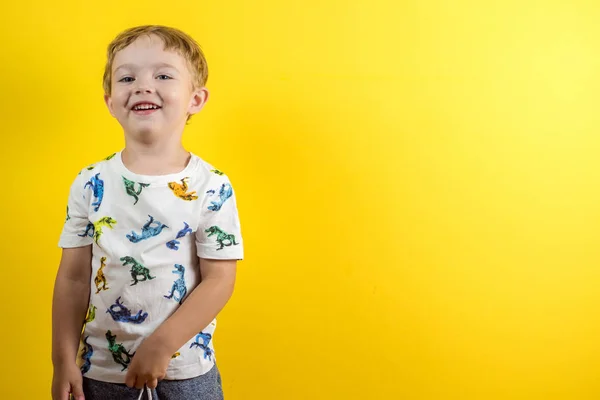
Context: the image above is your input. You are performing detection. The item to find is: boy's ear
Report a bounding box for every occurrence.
[104,94,116,118]
[188,87,209,116]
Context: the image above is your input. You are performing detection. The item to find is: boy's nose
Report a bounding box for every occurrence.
[135,86,154,94]
[134,80,154,94]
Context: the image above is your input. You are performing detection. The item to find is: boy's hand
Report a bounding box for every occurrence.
[125,337,172,390]
[52,363,85,400]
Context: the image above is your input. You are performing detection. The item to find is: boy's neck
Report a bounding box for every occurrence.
[121,141,191,176]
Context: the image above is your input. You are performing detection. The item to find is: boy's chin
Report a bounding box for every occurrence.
[124,124,163,141]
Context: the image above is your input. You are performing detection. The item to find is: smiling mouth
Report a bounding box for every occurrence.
[132,104,161,110]
[131,104,162,116]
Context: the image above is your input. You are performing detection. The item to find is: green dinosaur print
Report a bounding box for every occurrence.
[105,153,116,161]
[85,304,97,324]
[65,205,71,223]
[106,330,135,371]
[205,225,239,250]
[122,176,150,205]
[119,256,156,285]
[210,169,224,176]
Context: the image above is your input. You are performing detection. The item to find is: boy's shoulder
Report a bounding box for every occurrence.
[191,153,231,181]
[191,156,240,200]
[68,152,118,187]
[75,152,118,178]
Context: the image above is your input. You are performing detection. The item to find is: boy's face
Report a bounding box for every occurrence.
[104,34,208,140]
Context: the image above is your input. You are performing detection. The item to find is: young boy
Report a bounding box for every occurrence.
[51,25,244,400]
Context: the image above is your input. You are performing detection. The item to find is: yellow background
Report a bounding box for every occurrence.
[1,0,600,399]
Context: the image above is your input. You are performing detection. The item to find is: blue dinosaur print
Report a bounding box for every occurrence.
[166,240,179,250]
[207,183,233,212]
[126,215,168,243]
[164,264,187,304]
[190,332,213,361]
[79,222,94,238]
[193,332,212,347]
[166,222,193,250]
[84,173,104,212]
[80,336,93,374]
[176,222,193,238]
[107,296,149,324]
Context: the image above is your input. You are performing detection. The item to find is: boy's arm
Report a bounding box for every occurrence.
[149,258,237,355]
[52,245,92,365]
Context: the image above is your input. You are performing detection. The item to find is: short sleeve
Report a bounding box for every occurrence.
[195,174,244,260]
[58,171,93,248]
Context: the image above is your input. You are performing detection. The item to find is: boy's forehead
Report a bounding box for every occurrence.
[114,35,183,63]
[113,35,185,70]
[114,61,180,73]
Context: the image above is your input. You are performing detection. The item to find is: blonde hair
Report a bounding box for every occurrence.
[102,25,209,96]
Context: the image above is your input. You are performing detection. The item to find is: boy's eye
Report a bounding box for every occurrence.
[157,75,172,80]
[119,77,134,83]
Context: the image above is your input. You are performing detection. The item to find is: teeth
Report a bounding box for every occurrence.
[133,104,159,110]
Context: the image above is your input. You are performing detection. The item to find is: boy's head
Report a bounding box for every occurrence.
[103,25,209,139]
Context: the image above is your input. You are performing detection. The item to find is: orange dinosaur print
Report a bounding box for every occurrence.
[168,177,198,201]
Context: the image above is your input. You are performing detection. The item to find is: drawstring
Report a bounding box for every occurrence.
[136,385,153,400]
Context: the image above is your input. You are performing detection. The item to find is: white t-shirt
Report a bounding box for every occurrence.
[58,151,244,383]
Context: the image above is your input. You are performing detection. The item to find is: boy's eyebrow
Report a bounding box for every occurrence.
[114,62,180,73]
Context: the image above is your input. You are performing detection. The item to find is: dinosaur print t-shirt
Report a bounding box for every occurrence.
[58,151,244,383]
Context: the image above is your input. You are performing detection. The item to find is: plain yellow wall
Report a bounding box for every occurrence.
[2,0,600,399]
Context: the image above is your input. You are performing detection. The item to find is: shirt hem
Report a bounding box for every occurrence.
[83,361,215,384]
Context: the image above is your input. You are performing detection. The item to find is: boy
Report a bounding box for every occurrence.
[51,25,244,400]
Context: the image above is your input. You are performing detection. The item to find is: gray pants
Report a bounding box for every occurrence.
[82,364,224,400]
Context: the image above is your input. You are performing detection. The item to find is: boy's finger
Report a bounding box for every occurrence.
[71,382,85,400]
[134,375,146,389]
[147,378,158,389]
[56,388,70,400]
[125,369,136,388]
